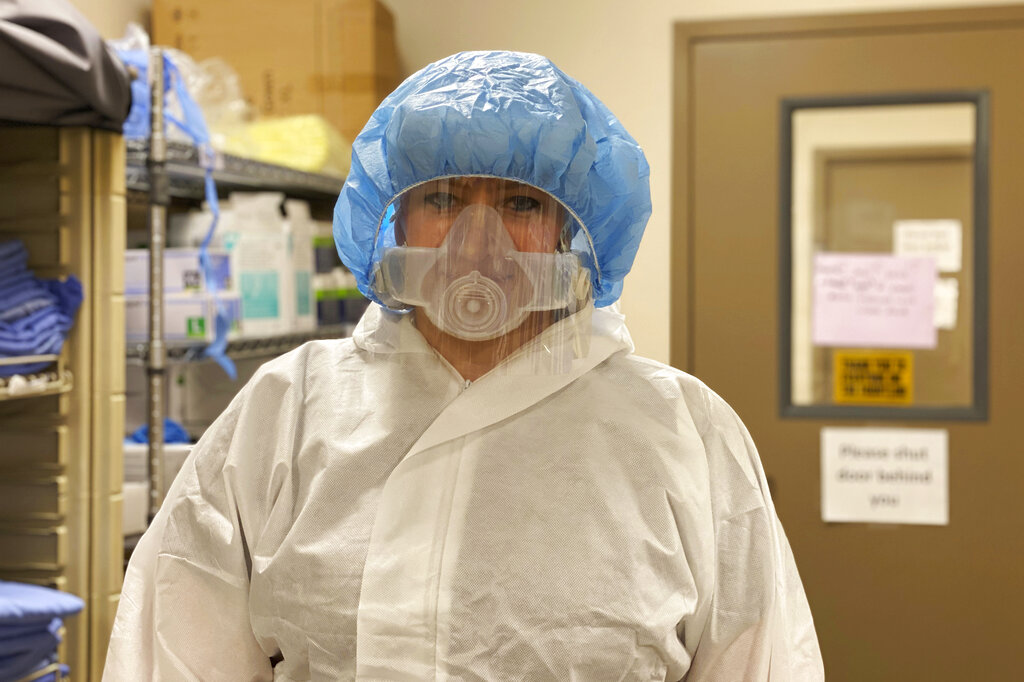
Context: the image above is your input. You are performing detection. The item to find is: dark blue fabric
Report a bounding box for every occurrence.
[0,270,33,299]
[0,621,59,680]
[126,417,191,444]
[333,51,652,308]
[0,247,83,376]
[0,282,56,322]
[0,294,55,324]
[0,584,78,681]
[0,618,60,641]
[0,653,65,682]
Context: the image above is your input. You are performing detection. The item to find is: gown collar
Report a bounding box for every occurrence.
[353,302,636,460]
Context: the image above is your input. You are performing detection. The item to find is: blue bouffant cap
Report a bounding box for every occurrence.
[333,50,651,308]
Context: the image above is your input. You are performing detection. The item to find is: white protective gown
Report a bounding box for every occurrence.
[105,304,824,681]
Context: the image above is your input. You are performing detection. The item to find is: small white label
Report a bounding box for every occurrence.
[934,277,959,330]
[821,427,948,525]
[894,219,963,273]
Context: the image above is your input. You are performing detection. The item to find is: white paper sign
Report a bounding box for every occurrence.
[821,427,948,525]
[894,219,963,273]
[934,277,959,330]
[812,253,937,349]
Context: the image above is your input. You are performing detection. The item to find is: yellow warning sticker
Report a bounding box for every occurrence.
[833,351,913,404]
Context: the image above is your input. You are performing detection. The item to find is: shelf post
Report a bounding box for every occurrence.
[147,47,168,518]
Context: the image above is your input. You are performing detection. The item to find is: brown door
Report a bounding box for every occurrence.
[673,8,1024,682]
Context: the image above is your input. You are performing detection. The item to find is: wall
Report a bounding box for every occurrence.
[68,0,149,41]
[70,0,1018,363]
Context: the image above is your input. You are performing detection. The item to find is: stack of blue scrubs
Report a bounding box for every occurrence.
[0,581,84,681]
[0,240,83,377]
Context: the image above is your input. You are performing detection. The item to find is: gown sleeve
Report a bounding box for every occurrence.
[684,388,825,682]
[103,380,274,682]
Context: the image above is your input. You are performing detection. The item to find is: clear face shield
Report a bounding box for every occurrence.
[371,177,593,375]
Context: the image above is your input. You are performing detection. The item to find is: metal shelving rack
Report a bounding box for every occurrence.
[144,48,169,513]
[125,139,344,202]
[126,322,356,362]
[133,48,348,518]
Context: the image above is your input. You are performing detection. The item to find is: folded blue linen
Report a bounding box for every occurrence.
[0,620,59,681]
[0,583,82,680]
[0,275,83,377]
[0,582,83,624]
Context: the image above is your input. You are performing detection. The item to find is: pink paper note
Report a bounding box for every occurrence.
[812,253,937,349]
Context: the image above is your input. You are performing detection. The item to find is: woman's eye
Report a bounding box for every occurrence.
[425,192,458,211]
[504,195,541,213]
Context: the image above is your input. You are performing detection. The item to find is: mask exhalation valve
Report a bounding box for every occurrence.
[442,270,508,340]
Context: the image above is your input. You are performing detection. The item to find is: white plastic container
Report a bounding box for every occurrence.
[168,202,219,248]
[285,199,318,332]
[222,193,291,336]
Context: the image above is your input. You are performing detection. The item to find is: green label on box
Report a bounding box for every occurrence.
[296,271,312,316]
[186,316,206,338]
[316,287,363,301]
[240,272,280,319]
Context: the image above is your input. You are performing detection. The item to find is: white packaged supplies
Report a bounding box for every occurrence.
[125,292,241,342]
[125,248,232,295]
[167,194,329,336]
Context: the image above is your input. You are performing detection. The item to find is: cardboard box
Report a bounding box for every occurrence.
[152,0,400,142]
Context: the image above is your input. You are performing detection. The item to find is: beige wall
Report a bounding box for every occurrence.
[71,0,1018,363]
[69,0,149,41]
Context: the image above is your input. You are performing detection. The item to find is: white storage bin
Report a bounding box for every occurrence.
[122,482,149,536]
[123,442,193,496]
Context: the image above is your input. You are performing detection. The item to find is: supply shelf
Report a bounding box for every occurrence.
[0,124,126,681]
[0,355,72,401]
[125,323,357,362]
[125,139,345,204]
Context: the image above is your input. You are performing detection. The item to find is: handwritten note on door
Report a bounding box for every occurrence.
[812,253,937,348]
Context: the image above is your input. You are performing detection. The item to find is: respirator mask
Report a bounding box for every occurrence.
[372,178,591,342]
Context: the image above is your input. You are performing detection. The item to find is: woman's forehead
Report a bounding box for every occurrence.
[417,177,543,194]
